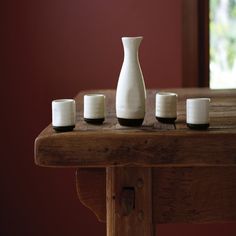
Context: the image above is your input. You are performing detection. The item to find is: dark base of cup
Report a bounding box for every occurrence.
[156,117,177,124]
[84,118,105,125]
[187,123,209,130]
[53,125,75,132]
[117,118,144,127]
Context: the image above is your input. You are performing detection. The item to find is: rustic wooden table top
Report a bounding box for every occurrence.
[35,88,236,168]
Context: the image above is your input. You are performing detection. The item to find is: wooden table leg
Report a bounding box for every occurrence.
[106,167,153,236]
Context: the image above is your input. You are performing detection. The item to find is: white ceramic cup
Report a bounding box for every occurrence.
[84,94,105,120]
[186,98,210,125]
[156,92,178,119]
[52,99,76,130]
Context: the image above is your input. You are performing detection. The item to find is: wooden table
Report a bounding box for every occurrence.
[35,88,236,236]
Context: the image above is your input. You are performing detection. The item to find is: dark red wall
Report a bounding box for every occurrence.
[1,0,236,235]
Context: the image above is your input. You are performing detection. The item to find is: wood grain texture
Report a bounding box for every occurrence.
[76,168,106,222]
[76,167,236,224]
[35,88,236,226]
[35,89,236,167]
[106,167,153,236]
[153,166,236,223]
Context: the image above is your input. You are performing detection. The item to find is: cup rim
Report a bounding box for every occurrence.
[156,92,178,97]
[52,99,75,103]
[84,94,105,98]
[187,98,211,102]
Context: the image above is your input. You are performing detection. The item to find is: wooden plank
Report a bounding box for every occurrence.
[76,168,106,222]
[106,167,153,236]
[35,131,236,167]
[153,166,236,223]
[76,167,236,224]
[35,89,236,168]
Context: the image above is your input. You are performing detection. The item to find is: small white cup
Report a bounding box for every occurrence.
[186,98,210,129]
[52,99,76,131]
[155,92,177,123]
[84,94,105,124]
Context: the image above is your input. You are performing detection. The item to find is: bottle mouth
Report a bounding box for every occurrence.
[122,36,143,40]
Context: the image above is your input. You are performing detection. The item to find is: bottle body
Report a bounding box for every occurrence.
[116,36,146,126]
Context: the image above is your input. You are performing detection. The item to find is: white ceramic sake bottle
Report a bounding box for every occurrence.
[116,36,146,126]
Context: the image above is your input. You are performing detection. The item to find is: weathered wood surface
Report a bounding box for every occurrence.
[106,167,153,236]
[35,88,236,226]
[35,88,236,167]
[76,166,236,224]
[76,168,106,222]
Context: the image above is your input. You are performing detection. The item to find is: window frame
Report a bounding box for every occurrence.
[182,0,209,87]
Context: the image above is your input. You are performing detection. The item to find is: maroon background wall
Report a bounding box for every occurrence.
[1,0,236,235]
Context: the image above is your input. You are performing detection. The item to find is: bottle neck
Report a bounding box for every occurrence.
[123,49,139,62]
[122,37,142,62]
